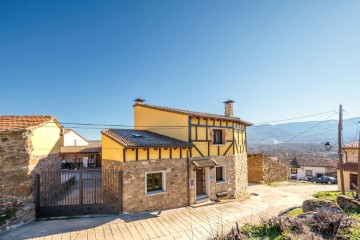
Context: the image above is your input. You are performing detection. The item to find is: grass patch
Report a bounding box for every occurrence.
[284,207,303,218]
[313,191,352,201]
[241,223,287,240]
[0,207,17,226]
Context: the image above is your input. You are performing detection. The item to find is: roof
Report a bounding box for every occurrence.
[342,162,358,172]
[63,128,89,144]
[192,159,218,168]
[133,103,253,126]
[280,157,336,168]
[102,129,194,148]
[343,141,359,149]
[61,141,101,154]
[0,115,58,132]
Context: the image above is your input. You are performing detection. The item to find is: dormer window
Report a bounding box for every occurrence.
[212,129,225,145]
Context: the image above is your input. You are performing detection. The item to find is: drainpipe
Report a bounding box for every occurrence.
[187,149,191,206]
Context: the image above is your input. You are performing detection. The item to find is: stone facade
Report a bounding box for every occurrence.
[102,153,248,213]
[344,149,359,163]
[247,154,289,183]
[0,130,61,202]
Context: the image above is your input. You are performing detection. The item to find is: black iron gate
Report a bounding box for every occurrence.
[35,168,122,218]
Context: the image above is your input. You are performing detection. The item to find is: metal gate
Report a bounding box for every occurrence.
[35,168,121,218]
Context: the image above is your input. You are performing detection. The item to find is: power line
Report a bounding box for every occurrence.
[253,110,337,125]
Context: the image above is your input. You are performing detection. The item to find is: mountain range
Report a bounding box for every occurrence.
[247,117,360,145]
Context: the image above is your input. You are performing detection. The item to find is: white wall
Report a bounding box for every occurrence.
[291,166,329,180]
[63,130,88,146]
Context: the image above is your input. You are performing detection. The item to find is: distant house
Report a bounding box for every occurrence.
[0,116,62,200]
[247,154,289,183]
[101,99,252,213]
[281,157,337,180]
[60,129,101,169]
[341,140,359,191]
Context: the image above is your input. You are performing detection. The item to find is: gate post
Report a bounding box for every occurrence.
[79,167,83,208]
[35,173,40,219]
[118,171,123,214]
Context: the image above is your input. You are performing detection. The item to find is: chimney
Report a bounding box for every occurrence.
[223,99,235,117]
[134,98,145,105]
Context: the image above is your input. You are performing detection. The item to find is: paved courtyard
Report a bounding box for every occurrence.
[0,182,337,240]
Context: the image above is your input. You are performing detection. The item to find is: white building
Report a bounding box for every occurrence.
[282,157,337,180]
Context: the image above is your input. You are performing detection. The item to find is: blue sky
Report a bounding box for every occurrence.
[1,1,359,140]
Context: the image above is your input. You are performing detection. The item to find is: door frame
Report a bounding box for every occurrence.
[194,167,210,200]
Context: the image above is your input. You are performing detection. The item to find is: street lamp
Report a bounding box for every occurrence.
[324,141,332,151]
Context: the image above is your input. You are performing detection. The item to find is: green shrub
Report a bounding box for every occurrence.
[241,223,287,239]
[313,191,352,201]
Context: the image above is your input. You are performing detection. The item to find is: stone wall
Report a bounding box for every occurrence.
[103,153,248,213]
[248,154,289,183]
[344,149,358,163]
[103,158,189,213]
[0,130,61,202]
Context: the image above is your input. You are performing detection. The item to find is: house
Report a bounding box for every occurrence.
[101,99,252,213]
[340,140,359,191]
[247,154,289,183]
[0,116,62,201]
[281,157,337,180]
[60,129,102,169]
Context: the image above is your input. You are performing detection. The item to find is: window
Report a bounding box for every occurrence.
[212,129,225,145]
[291,169,297,174]
[305,170,313,177]
[146,171,165,194]
[216,166,226,182]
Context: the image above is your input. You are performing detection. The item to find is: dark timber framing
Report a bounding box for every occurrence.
[188,117,246,157]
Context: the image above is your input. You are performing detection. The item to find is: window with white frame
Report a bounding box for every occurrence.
[212,129,225,145]
[145,171,166,194]
[291,168,297,174]
[215,166,226,182]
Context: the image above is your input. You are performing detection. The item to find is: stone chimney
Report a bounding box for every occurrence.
[134,98,145,105]
[223,99,235,117]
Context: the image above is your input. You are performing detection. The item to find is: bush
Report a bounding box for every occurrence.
[313,191,352,201]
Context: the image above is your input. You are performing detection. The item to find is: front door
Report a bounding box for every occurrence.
[196,168,204,195]
[350,174,358,190]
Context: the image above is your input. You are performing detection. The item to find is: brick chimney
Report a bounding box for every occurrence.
[223,99,235,117]
[134,98,145,105]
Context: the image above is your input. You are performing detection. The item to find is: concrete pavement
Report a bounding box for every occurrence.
[0,182,337,240]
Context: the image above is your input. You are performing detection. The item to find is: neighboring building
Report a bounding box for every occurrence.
[247,154,289,183]
[60,129,102,169]
[0,116,62,201]
[281,157,337,180]
[340,140,359,191]
[101,99,252,213]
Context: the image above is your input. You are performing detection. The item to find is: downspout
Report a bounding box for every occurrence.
[187,149,191,206]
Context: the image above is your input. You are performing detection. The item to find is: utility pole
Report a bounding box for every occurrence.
[357,128,360,191]
[338,104,345,194]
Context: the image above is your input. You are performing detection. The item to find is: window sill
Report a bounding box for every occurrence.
[146,190,166,196]
[216,180,226,184]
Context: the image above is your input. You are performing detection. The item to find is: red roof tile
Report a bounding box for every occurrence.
[134,103,253,126]
[0,115,56,132]
[342,162,358,172]
[343,141,359,149]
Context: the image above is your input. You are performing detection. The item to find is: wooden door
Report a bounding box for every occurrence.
[196,169,204,195]
[350,174,358,190]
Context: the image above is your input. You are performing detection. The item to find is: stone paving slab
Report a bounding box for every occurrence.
[0,183,337,240]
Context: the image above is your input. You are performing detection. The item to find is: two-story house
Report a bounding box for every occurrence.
[101,99,252,213]
[341,140,359,191]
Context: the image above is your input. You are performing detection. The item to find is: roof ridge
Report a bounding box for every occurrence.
[133,103,253,126]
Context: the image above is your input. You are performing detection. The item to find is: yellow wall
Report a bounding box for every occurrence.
[31,120,62,156]
[189,117,247,157]
[134,106,189,141]
[102,134,124,161]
